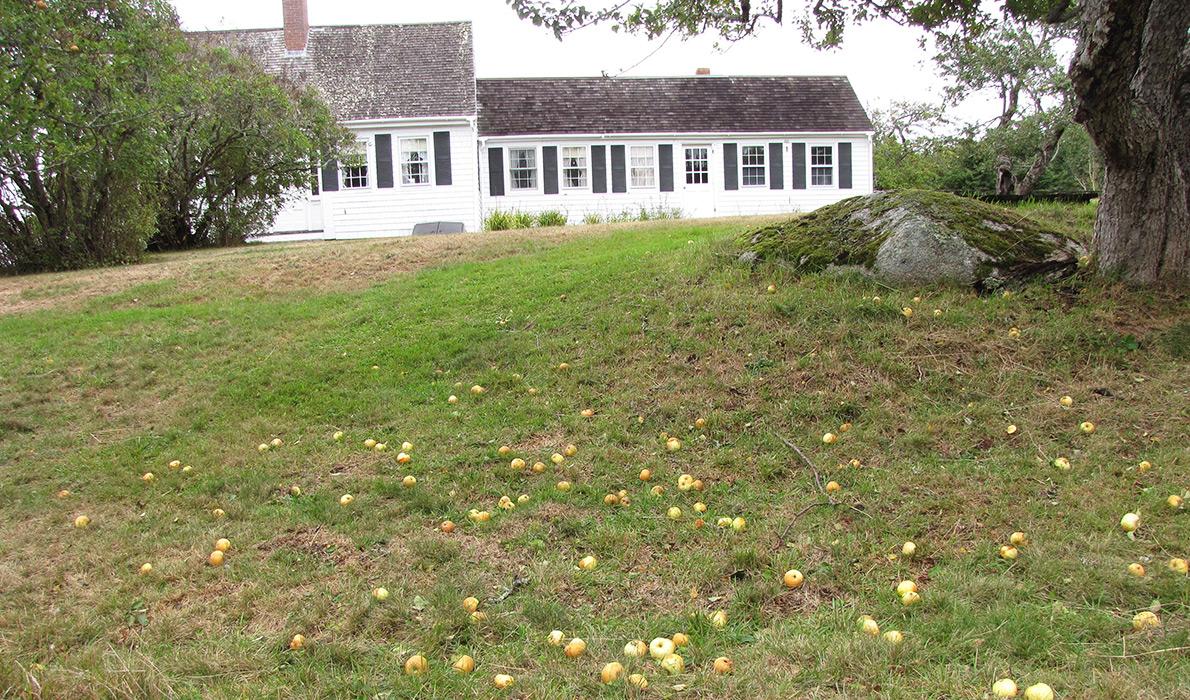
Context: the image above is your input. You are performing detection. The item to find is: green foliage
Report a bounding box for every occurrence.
[484,210,515,231]
[534,210,568,227]
[152,45,349,250]
[0,0,185,273]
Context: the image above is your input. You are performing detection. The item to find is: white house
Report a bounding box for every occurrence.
[198,0,874,240]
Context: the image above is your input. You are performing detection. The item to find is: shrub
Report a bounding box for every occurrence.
[582,213,604,225]
[512,211,536,229]
[484,210,515,231]
[535,210,568,228]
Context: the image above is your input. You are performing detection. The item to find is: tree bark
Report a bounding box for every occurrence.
[1070,0,1189,284]
[1016,122,1067,197]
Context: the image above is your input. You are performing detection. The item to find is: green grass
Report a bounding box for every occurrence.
[0,212,1186,699]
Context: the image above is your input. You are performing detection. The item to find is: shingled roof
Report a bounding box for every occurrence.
[477,76,872,137]
[191,22,476,122]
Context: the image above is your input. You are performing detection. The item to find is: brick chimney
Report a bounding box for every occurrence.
[283,0,309,53]
[695,67,711,76]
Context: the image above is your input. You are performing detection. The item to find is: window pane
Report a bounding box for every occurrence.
[811,146,833,166]
[400,138,429,185]
[811,166,833,186]
[741,145,766,186]
[630,146,655,188]
[509,148,537,190]
[342,143,368,189]
[684,147,708,185]
[562,146,588,188]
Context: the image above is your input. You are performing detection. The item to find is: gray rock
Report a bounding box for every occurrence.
[871,209,990,284]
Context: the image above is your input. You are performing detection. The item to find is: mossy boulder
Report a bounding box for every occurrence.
[738,190,1086,289]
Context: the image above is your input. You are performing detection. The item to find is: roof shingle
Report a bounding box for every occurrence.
[477,76,873,136]
[191,22,476,122]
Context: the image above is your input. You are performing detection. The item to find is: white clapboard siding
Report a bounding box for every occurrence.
[479,134,873,224]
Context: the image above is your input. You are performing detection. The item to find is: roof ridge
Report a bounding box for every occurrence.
[186,20,471,35]
[476,75,849,81]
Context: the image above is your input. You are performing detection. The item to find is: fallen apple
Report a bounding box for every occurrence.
[731,517,747,532]
[564,637,587,658]
[693,502,707,513]
[660,653,685,674]
[556,480,572,492]
[339,494,354,506]
[517,494,530,504]
[1023,682,1054,700]
[215,538,231,552]
[652,485,666,496]
[551,453,565,465]
[667,506,682,520]
[333,431,345,441]
[710,610,728,628]
[1010,531,1027,546]
[397,452,411,464]
[289,485,301,497]
[861,618,880,636]
[1168,495,1184,509]
[900,591,921,606]
[440,520,455,533]
[139,562,153,576]
[531,461,546,473]
[258,443,270,452]
[364,439,377,449]
[56,489,71,499]
[883,630,904,645]
[402,475,417,489]
[716,516,732,528]
[404,654,428,675]
[605,494,620,506]
[677,474,695,491]
[73,515,90,529]
[1138,460,1151,473]
[463,596,480,613]
[695,418,706,429]
[999,545,1019,561]
[766,283,777,293]
[649,637,675,660]
[142,472,155,483]
[402,441,413,451]
[1080,421,1095,434]
[1120,512,1140,532]
[1053,457,1071,471]
[581,409,595,418]
[1170,558,1188,574]
[822,432,837,445]
[671,632,689,647]
[448,395,458,404]
[1005,424,1018,435]
[1132,610,1160,631]
[600,661,624,684]
[992,678,1018,698]
[896,580,916,596]
[666,437,682,452]
[639,469,652,481]
[289,634,304,650]
[826,480,842,493]
[1127,563,1145,577]
[628,673,648,689]
[510,458,526,471]
[209,550,224,566]
[168,460,181,470]
[579,555,597,570]
[783,569,805,588]
[374,443,387,452]
[270,438,283,448]
[212,508,225,518]
[902,307,914,318]
[902,541,917,557]
[1059,395,1073,408]
[624,640,647,657]
[470,385,485,395]
[548,630,564,645]
[712,656,733,674]
[452,654,475,674]
[558,362,570,370]
[1008,327,1020,338]
[493,673,515,689]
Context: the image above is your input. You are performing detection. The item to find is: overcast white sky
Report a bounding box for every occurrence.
[169,0,1000,128]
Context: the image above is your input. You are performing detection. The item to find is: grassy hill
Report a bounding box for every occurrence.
[0,212,1186,698]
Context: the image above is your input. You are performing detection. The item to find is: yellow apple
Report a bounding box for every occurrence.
[666,437,682,451]
[531,461,546,473]
[270,438,283,448]
[404,654,428,675]
[556,480,571,492]
[713,656,733,674]
[579,555,597,570]
[563,443,578,457]
[339,493,354,506]
[1120,512,1140,532]
[1132,611,1160,631]
[440,520,455,534]
[517,494,530,504]
[731,516,747,532]
[1167,495,1184,509]
[992,678,1018,697]
[1005,424,1018,435]
[1127,562,1145,577]
[547,630,564,646]
[604,494,620,506]
[493,673,515,689]
[141,472,155,483]
[933,308,942,317]
[372,587,389,601]
[822,432,837,444]
[652,485,666,496]
[783,569,805,588]
[56,489,71,499]
[452,654,475,674]
[671,632,689,647]
[1080,421,1095,434]
[168,460,181,470]
[667,506,682,520]
[564,637,587,658]
[73,515,90,529]
[558,362,570,370]
[551,453,565,465]
[289,485,301,496]
[660,653,685,674]
[710,610,728,628]
[1010,531,1027,546]
[902,307,914,318]
[402,475,417,488]
[677,474,694,491]
[1008,327,1020,338]
[900,591,921,606]
[470,611,487,623]
[463,596,480,613]
[896,580,917,596]
[766,283,777,293]
[289,634,305,650]
[209,550,224,566]
[902,541,917,557]
[826,480,842,493]
[1059,395,1073,408]
[139,562,153,575]
[1138,460,1151,473]
[999,545,1019,561]
[600,661,624,684]
[333,431,345,441]
[624,640,647,657]
[401,441,413,451]
[861,618,880,636]
[628,673,648,689]
[695,418,706,429]
[364,439,377,449]
[649,637,675,659]
[1023,683,1054,700]
[470,385,485,395]
[214,538,231,552]
[510,458,526,470]
[181,465,192,474]
[448,395,458,404]
[693,502,707,513]
[580,408,595,418]
[639,469,652,481]
[1053,457,1071,471]
[374,443,387,452]
[716,516,732,528]
[883,630,904,644]
[212,508,225,518]
[257,443,270,452]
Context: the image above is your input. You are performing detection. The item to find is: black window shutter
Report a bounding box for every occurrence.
[375,135,394,189]
[658,144,674,192]
[723,143,738,191]
[542,146,559,195]
[321,159,339,192]
[838,142,853,189]
[791,143,806,189]
[591,145,608,193]
[610,145,627,193]
[433,131,452,186]
[488,147,504,197]
[768,143,784,190]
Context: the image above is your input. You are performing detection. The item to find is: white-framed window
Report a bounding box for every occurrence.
[400,137,430,185]
[509,147,537,190]
[741,145,766,187]
[811,145,834,186]
[684,146,709,185]
[629,145,655,188]
[341,141,369,189]
[561,146,588,189]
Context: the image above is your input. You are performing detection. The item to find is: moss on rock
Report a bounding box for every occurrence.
[738,190,1086,288]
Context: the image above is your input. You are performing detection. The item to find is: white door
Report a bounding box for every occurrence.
[680,144,716,218]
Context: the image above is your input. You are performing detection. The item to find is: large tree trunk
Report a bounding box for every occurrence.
[1069,0,1189,284]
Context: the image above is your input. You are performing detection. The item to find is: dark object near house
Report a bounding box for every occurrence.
[412,222,465,235]
[965,191,1099,205]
